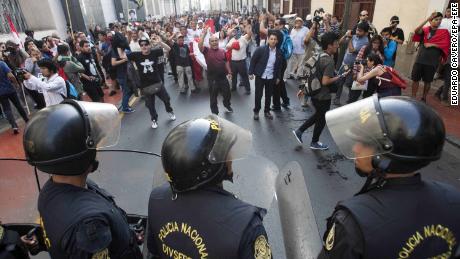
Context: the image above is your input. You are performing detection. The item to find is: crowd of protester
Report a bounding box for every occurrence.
[0,6,454,149]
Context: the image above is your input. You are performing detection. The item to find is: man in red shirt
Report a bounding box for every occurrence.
[198,30,233,115]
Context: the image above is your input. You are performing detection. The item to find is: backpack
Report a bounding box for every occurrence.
[61,80,79,100]
[280,29,293,60]
[376,65,407,89]
[301,53,329,96]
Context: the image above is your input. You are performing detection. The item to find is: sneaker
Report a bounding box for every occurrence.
[122,108,135,114]
[168,112,176,121]
[151,120,158,129]
[13,128,19,135]
[253,113,259,120]
[264,112,273,120]
[310,142,329,150]
[292,130,303,144]
[225,106,233,113]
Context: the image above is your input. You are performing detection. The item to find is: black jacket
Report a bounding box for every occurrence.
[249,45,283,80]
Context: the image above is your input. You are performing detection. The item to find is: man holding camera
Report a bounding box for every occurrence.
[77,40,105,102]
[334,22,369,106]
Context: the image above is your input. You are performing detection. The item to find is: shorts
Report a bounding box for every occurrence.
[411,63,436,83]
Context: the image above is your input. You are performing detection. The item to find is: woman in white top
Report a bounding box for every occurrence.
[24,59,67,106]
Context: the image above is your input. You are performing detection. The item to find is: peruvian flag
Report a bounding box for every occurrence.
[412,26,450,63]
[6,14,23,48]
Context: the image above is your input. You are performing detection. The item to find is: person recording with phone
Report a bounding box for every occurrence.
[356,53,402,98]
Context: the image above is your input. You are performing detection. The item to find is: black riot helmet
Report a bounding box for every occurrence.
[326,95,445,174]
[161,115,252,193]
[23,100,121,175]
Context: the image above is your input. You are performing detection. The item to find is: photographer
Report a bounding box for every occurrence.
[348,35,385,103]
[24,48,47,109]
[334,22,369,106]
[23,59,67,106]
[0,60,29,134]
[292,32,349,150]
[356,53,402,98]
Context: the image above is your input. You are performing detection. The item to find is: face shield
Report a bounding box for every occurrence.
[206,115,253,164]
[325,95,393,159]
[74,101,121,149]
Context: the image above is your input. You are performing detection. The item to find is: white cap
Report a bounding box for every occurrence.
[198,19,203,23]
[306,14,312,20]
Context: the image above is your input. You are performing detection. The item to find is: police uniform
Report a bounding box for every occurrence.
[0,225,29,259]
[38,179,142,259]
[318,174,460,259]
[147,184,272,259]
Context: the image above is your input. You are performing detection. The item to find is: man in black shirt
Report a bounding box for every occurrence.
[77,40,105,102]
[128,37,175,129]
[389,16,404,44]
[171,35,195,94]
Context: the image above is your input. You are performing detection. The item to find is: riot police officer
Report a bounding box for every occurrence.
[318,95,460,258]
[147,115,272,259]
[23,100,143,259]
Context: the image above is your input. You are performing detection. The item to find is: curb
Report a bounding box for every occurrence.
[446,135,460,149]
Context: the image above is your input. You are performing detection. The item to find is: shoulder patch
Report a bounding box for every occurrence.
[0,225,4,241]
[325,222,336,251]
[254,235,271,259]
[91,248,109,259]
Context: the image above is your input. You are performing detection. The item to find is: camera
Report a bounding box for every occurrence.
[15,68,28,81]
[313,15,323,24]
[355,59,367,66]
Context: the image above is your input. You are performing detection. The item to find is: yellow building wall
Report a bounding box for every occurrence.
[309,0,449,43]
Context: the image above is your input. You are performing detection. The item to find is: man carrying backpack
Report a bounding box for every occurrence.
[292,32,349,150]
[259,15,292,111]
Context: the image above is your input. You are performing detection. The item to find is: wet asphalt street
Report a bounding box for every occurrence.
[102,73,460,258]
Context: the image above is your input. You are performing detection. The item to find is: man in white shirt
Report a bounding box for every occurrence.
[226,25,253,94]
[286,17,309,79]
[24,59,67,106]
[439,6,452,35]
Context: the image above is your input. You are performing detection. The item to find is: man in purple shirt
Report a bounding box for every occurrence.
[198,30,233,115]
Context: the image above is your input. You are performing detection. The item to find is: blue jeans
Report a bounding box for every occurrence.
[118,77,132,110]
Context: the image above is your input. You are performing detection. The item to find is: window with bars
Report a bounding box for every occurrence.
[0,0,28,34]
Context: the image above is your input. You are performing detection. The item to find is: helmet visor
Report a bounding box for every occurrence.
[78,101,121,148]
[325,96,393,159]
[207,115,253,163]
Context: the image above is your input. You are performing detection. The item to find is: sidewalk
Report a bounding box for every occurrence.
[401,79,460,148]
[0,89,122,158]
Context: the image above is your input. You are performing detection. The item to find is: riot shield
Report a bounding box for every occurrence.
[275,161,322,259]
[90,150,159,216]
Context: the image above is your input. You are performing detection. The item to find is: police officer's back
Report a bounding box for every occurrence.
[23,100,143,259]
[147,115,272,259]
[319,96,460,258]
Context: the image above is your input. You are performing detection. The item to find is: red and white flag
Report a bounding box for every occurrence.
[6,14,23,48]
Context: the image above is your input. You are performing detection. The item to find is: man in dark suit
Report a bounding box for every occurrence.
[249,32,283,120]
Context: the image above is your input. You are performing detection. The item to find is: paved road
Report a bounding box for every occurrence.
[104,73,460,258]
[2,72,459,259]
